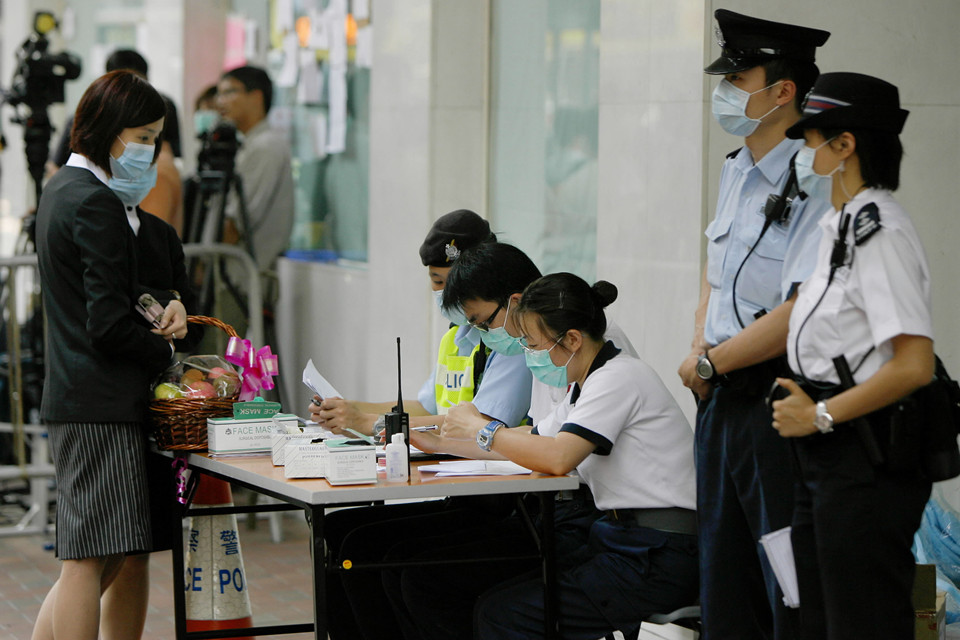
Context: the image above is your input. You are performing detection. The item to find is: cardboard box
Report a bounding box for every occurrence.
[207,413,298,455]
[913,564,946,640]
[232,398,282,419]
[284,441,327,478]
[325,440,377,485]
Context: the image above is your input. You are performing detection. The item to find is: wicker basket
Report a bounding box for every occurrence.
[149,315,241,451]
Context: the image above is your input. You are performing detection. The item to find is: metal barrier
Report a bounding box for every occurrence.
[0,245,262,538]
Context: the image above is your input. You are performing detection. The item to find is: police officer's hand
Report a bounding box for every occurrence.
[410,429,442,453]
[312,397,372,436]
[678,353,712,401]
[441,402,487,440]
[771,378,818,437]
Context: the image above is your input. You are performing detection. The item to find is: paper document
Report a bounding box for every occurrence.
[302,359,342,400]
[418,460,532,477]
[760,526,800,608]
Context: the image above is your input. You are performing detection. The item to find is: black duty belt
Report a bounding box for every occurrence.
[604,507,698,536]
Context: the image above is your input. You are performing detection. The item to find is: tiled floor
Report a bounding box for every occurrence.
[0,493,316,640]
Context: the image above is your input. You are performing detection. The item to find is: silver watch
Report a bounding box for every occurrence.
[814,401,834,434]
[476,420,505,452]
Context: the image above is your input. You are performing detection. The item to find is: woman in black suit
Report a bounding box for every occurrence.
[32,70,193,640]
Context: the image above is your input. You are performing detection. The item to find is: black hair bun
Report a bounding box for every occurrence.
[591,280,618,308]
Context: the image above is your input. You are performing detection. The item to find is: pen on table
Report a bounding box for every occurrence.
[411,425,439,432]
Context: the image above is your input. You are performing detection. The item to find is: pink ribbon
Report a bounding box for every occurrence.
[224,336,279,401]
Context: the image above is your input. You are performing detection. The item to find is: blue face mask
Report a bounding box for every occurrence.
[108,137,157,206]
[523,336,575,388]
[480,298,523,356]
[194,110,219,135]
[711,79,782,137]
[434,289,470,327]
[795,138,842,204]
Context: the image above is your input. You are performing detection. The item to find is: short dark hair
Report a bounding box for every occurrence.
[105,49,149,77]
[71,70,166,173]
[195,84,218,111]
[819,127,903,191]
[516,273,618,343]
[221,66,273,114]
[762,59,819,112]
[442,243,542,312]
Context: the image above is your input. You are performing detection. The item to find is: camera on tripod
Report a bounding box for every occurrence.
[4,11,81,206]
[7,12,81,112]
[197,121,241,173]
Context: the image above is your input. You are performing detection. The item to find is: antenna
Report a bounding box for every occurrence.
[395,337,404,414]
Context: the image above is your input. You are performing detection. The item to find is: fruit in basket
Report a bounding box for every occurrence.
[214,372,241,397]
[183,380,216,399]
[180,368,204,386]
[154,382,183,400]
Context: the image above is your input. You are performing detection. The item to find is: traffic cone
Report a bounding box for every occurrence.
[184,475,255,639]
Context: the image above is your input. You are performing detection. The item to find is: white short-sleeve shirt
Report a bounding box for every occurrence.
[534,343,696,512]
[788,189,932,385]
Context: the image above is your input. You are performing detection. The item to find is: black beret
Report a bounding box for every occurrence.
[419,209,495,267]
[786,72,909,139]
[705,9,830,75]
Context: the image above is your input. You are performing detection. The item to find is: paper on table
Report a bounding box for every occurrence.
[302,359,342,400]
[418,460,533,477]
[759,526,800,608]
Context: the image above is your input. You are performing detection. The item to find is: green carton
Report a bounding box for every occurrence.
[232,396,282,419]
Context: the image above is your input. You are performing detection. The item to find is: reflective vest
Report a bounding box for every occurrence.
[434,326,487,414]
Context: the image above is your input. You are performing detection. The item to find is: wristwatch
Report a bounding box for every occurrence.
[696,351,721,383]
[476,420,505,452]
[814,401,834,434]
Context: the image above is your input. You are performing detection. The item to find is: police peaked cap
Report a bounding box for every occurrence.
[786,72,909,139]
[705,9,830,75]
[419,209,495,267]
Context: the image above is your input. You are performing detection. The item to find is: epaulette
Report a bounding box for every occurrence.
[725,146,742,160]
[853,202,881,246]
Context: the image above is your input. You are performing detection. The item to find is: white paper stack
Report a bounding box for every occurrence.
[759,526,800,608]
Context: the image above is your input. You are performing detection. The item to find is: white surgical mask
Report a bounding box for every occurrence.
[794,137,842,204]
[108,137,157,206]
[711,79,783,137]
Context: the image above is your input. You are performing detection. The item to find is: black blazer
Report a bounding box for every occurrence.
[136,209,203,352]
[36,167,181,422]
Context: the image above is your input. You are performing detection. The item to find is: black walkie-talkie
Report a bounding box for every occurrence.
[383,337,410,478]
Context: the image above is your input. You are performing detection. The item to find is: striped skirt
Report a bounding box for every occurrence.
[48,422,152,560]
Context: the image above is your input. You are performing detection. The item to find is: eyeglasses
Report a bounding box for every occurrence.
[519,334,564,355]
[470,303,503,332]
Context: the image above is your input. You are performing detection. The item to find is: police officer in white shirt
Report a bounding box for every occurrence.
[771,73,934,640]
[442,273,698,640]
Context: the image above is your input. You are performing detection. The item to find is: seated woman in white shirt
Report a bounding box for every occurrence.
[438,272,699,640]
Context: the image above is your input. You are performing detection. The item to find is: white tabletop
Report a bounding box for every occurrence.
[160,450,579,507]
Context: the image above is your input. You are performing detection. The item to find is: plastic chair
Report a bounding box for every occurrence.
[604,604,701,640]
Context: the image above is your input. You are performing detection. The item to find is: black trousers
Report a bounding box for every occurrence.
[474,518,699,640]
[791,424,931,640]
[695,384,799,640]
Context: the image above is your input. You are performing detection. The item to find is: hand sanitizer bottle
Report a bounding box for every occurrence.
[385,432,409,483]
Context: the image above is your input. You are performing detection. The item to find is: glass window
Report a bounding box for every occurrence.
[489,0,600,281]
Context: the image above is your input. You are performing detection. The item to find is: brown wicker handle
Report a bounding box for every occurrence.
[186,315,240,339]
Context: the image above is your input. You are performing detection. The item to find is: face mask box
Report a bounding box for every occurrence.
[207,413,298,456]
[283,441,328,478]
[272,426,325,466]
[325,439,377,485]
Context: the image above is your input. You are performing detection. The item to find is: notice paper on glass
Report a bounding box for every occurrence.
[759,526,800,608]
[418,460,532,477]
[302,359,342,401]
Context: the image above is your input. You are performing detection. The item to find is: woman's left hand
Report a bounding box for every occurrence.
[441,402,487,440]
[152,299,188,340]
[771,378,818,438]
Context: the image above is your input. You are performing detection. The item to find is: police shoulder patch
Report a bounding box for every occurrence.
[853,202,881,246]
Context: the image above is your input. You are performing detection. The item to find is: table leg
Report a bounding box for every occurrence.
[308,505,325,640]
[540,492,558,640]
[173,497,187,640]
